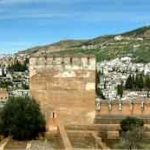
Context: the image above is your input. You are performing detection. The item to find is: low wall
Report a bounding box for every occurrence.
[97,100,150,117]
[66,124,150,140]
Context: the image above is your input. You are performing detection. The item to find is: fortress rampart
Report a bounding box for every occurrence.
[97,100,150,116]
[95,100,150,124]
[29,55,96,125]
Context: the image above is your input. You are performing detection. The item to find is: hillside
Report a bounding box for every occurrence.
[18,40,87,56]
[18,26,150,63]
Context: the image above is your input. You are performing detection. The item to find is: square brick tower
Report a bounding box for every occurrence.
[29,55,96,124]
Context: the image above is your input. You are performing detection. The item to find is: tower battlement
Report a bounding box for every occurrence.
[29,56,96,77]
[30,56,95,66]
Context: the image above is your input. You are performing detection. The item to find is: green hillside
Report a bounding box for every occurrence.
[18,26,150,63]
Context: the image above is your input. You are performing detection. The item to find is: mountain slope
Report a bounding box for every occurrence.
[122,25,150,38]
[18,40,87,56]
[18,26,150,63]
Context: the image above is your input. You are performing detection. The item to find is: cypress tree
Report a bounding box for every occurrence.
[145,75,150,97]
[97,87,105,99]
[136,74,144,90]
[132,74,136,90]
[125,74,133,90]
[117,82,124,98]
[96,71,100,96]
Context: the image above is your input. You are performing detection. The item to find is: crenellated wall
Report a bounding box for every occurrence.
[29,55,96,125]
[30,56,96,77]
[96,100,150,117]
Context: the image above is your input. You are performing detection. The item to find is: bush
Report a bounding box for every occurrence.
[120,116,144,132]
[120,117,144,149]
[0,97,45,140]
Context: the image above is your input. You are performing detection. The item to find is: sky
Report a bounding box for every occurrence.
[0,0,150,54]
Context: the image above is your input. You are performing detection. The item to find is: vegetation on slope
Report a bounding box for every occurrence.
[18,26,150,63]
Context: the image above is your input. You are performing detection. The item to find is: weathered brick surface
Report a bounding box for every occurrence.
[29,56,96,125]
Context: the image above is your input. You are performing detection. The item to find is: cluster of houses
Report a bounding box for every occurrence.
[0,65,29,107]
[97,57,150,101]
[81,35,144,51]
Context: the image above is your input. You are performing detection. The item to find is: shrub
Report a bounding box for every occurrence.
[0,96,45,140]
[120,117,144,149]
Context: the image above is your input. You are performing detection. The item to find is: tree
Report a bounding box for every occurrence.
[125,74,133,90]
[97,88,105,99]
[2,68,6,77]
[136,74,144,90]
[145,75,150,97]
[125,74,145,91]
[8,59,28,72]
[120,117,144,150]
[0,97,45,140]
[117,82,124,98]
[96,71,100,95]
[132,74,136,90]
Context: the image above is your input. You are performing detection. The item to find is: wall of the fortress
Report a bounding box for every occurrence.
[97,100,150,117]
[29,56,96,125]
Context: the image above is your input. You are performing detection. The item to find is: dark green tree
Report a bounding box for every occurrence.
[96,71,100,96]
[145,75,150,97]
[0,97,45,140]
[2,68,6,77]
[125,74,133,90]
[8,59,28,72]
[117,82,124,98]
[104,81,106,89]
[120,117,144,150]
[132,74,136,90]
[136,74,144,90]
[97,87,105,99]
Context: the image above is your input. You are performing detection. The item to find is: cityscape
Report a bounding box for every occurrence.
[0,0,150,149]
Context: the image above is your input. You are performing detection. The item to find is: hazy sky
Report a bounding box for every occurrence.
[0,0,150,54]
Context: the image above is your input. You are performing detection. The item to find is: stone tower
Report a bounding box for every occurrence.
[29,55,96,124]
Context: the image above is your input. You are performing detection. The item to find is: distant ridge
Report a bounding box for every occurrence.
[17,26,150,63]
[122,25,150,37]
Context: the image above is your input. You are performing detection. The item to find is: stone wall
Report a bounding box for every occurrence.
[97,100,150,117]
[29,56,96,125]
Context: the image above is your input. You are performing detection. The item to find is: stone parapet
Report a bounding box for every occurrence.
[29,56,96,77]
[97,100,150,117]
